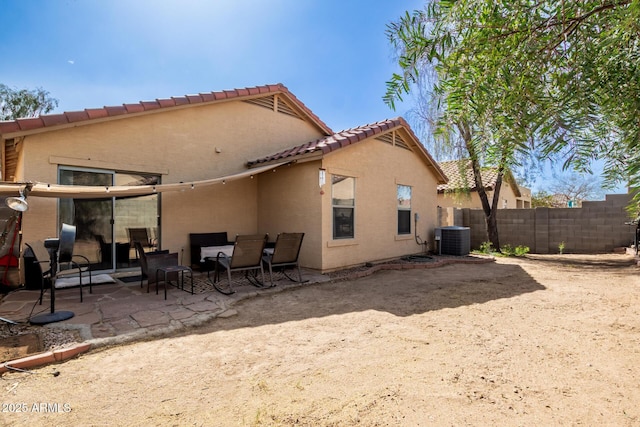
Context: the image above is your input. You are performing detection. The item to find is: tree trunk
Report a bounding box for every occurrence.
[457,120,502,251]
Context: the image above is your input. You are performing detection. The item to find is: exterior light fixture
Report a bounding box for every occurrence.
[6,184,32,212]
[319,168,326,188]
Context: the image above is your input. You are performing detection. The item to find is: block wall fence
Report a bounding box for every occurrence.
[437,193,635,254]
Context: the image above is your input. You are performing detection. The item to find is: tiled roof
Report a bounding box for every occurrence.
[247,117,447,184]
[437,159,520,196]
[0,83,332,137]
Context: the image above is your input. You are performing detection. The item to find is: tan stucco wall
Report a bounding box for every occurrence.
[437,182,523,210]
[317,138,440,271]
[10,100,443,274]
[257,161,323,270]
[15,100,325,257]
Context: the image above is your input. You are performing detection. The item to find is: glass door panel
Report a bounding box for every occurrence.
[59,168,160,272]
[114,172,159,267]
[59,169,114,270]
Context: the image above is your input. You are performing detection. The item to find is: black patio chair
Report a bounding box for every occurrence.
[25,232,93,304]
[212,235,267,295]
[134,241,172,291]
[262,232,306,287]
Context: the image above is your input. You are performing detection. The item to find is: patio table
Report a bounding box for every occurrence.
[155,265,193,300]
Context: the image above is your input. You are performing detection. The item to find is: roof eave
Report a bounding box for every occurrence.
[0,83,334,139]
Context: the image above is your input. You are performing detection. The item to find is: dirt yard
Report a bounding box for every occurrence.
[1,253,639,426]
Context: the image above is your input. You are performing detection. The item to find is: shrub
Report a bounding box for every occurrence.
[501,244,514,256]
[479,241,493,254]
[500,244,530,257]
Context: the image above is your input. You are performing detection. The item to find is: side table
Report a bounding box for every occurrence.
[155,265,193,300]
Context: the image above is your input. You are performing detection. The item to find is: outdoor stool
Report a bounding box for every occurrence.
[155,265,193,300]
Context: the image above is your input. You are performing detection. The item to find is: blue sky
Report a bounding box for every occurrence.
[1,0,422,132]
[0,0,626,196]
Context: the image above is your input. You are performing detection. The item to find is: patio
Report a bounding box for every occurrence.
[0,268,332,350]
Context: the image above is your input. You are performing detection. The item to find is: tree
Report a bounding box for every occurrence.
[384,1,640,248]
[385,4,544,250]
[531,191,554,208]
[548,172,605,206]
[0,84,58,120]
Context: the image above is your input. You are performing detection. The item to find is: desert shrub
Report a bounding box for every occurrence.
[479,241,493,254]
[500,244,530,257]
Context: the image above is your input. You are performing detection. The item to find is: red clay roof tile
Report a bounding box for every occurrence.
[140,100,161,110]
[157,98,175,108]
[65,111,90,122]
[17,118,45,131]
[41,114,68,127]
[85,108,109,119]
[186,95,203,104]
[0,83,332,137]
[248,116,447,183]
[124,103,145,114]
[105,106,127,116]
[437,159,518,194]
[199,93,215,102]
[171,96,189,106]
[0,121,21,134]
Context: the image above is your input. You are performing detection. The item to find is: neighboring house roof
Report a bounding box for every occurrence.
[0,83,333,138]
[437,159,521,197]
[247,117,448,184]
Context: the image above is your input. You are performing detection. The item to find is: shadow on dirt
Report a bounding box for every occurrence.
[191,261,546,333]
[523,253,637,270]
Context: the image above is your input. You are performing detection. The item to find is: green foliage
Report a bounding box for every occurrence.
[385,0,640,220]
[478,241,493,254]
[501,244,530,257]
[558,241,565,255]
[0,84,58,120]
[531,191,555,208]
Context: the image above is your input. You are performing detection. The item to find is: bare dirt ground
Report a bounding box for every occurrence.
[1,253,639,426]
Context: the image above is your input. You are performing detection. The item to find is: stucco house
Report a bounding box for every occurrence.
[437,159,531,210]
[0,83,447,278]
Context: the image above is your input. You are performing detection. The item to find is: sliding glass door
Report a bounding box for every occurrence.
[58,167,159,272]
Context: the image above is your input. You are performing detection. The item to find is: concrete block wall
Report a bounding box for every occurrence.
[438,193,634,253]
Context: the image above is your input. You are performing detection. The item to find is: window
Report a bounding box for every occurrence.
[332,175,355,239]
[397,184,412,235]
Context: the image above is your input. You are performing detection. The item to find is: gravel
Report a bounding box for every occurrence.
[0,322,82,353]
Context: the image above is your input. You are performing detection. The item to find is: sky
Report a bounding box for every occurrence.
[1,0,422,132]
[0,0,627,196]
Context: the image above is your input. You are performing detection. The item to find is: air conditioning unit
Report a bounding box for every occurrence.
[437,226,470,256]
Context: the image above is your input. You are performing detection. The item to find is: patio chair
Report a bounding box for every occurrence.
[25,235,93,304]
[134,241,172,291]
[128,227,156,256]
[262,232,306,287]
[212,234,267,295]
